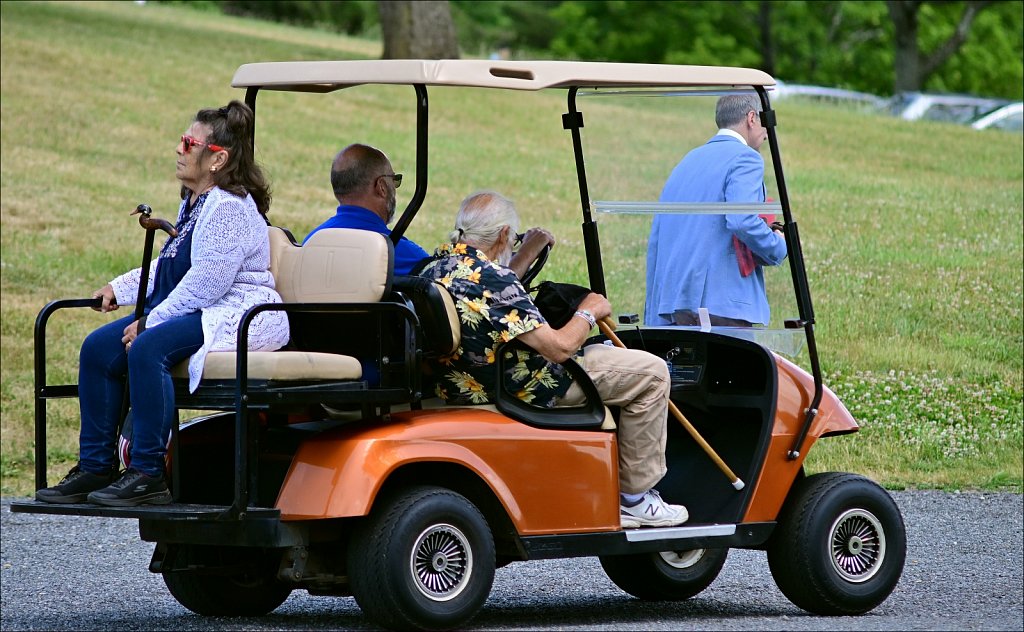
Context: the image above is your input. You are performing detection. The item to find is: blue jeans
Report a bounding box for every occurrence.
[78,312,203,477]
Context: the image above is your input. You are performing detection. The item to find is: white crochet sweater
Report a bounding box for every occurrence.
[109,187,290,392]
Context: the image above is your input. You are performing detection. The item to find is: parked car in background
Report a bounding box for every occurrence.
[887,91,1010,124]
[971,102,1023,132]
[772,80,886,110]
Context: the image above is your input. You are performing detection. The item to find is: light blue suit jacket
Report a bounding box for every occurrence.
[644,134,787,325]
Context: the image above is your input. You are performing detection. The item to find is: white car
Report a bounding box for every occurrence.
[971,102,1023,132]
[772,80,886,110]
[887,91,1010,124]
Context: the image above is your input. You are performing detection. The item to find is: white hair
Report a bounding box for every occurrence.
[448,190,520,248]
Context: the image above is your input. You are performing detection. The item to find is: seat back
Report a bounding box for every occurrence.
[392,275,461,357]
[269,227,393,303]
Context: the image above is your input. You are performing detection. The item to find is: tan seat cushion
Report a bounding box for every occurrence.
[172,351,362,381]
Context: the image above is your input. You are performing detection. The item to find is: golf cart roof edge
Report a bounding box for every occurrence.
[231,59,776,92]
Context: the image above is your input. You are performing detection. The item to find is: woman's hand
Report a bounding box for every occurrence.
[121,320,140,351]
[91,284,118,313]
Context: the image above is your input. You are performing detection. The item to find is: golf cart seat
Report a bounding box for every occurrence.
[171,226,422,411]
[170,227,390,384]
[391,274,461,361]
[315,274,460,421]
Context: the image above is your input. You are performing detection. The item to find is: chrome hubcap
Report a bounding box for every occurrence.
[411,523,473,601]
[659,549,705,569]
[830,508,886,583]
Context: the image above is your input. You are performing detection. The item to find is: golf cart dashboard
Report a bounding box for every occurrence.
[604,327,775,404]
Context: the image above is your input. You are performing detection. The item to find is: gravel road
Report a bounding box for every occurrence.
[2,491,1021,631]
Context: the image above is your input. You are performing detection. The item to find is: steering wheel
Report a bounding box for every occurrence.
[520,244,550,291]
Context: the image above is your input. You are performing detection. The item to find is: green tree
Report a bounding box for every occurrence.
[770,1,894,95]
[911,0,1023,98]
[544,0,1020,99]
[450,1,561,57]
[888,0,996,93]
[549,1,761,67]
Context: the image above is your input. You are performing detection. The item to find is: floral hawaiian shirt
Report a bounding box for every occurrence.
[419,243,575,407]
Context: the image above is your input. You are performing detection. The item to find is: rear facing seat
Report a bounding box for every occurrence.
[172,226,395,388]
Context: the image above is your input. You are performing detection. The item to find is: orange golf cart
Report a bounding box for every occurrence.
[14,60,906,631]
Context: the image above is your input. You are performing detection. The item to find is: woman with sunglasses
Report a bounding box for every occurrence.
[36,100,290,507]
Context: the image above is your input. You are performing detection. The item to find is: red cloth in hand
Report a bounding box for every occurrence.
[733,210,776,277]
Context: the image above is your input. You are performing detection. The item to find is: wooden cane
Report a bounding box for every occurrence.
[116,205,179,445]
[597,317,745,491]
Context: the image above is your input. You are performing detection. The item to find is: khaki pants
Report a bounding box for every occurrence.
[556,344,670,495]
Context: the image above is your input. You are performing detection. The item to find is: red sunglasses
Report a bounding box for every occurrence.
[180,135,225,153]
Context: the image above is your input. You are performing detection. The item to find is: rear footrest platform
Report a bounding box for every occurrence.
[9,500,279,521]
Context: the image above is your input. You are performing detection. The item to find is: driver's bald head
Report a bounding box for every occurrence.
[330,143,390,202]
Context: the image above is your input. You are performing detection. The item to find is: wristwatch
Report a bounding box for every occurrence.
[574,309,597,329]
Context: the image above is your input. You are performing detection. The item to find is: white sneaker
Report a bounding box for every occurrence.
[620,489,688,528]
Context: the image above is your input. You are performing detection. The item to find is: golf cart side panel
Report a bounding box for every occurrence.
[774,354,858,441]
[741,355,859,522]
[275,408,622,534]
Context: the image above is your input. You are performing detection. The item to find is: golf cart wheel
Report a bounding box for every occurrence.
[767,472,906,615]
[161,544,291,616]
[348,485,496,631]
[599,547,728,601]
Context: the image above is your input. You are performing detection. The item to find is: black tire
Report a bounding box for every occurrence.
[767,472,907,615]
[600,547,728,601]
[162,544,291,616]
[348,486,496,631]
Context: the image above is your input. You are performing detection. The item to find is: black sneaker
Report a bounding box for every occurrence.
[36,464,117,504]
[87,468,172,507]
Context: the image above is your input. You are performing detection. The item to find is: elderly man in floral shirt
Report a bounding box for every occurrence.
[419,190,688,529]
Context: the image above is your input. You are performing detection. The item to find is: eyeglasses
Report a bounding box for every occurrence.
[377,173,403,189]
[180,135,225,153]
[513,232,525,248]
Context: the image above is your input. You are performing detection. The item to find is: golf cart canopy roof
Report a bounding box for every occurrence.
[231,59,776,93]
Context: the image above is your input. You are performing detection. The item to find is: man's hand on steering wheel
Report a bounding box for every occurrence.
[509,227,555,287]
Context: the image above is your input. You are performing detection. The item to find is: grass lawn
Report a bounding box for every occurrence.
[1,1,1021,495]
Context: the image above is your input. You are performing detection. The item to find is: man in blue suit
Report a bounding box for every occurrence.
[305,143,430,274]
[645,94,787,327]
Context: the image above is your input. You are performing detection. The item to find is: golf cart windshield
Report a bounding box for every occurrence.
[572,87,807,360]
